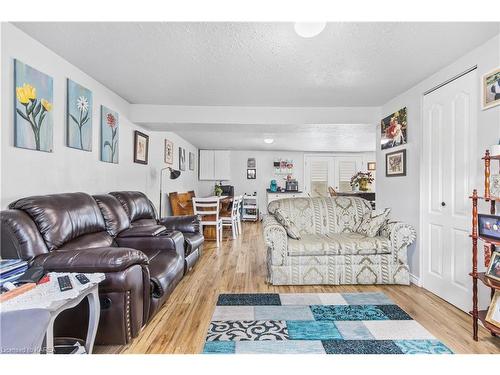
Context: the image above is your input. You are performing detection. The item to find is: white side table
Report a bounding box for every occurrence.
[1,272,105,354]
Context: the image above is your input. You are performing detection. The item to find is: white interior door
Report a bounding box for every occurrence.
[422,70,477,312]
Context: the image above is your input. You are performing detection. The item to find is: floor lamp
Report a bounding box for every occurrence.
[159,166,181,218]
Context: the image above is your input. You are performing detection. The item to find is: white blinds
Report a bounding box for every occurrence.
[310,161,328,181]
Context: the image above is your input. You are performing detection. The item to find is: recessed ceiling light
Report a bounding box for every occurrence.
[294,22,326,38]
[264,138,274,144]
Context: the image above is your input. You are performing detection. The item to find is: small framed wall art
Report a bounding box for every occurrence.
[67,79,92,151]
[133,130,149,164]
[101,106,119,164]
[247,169,256,179]
[380,107,407,150]
[385,149,406,177]
[189,152,195,171]
[367,162,376,171]
[482,67,500,110]
[179,147,186,171]
[164,139,174,164]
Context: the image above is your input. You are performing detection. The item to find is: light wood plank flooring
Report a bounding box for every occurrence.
[95,222,500,354]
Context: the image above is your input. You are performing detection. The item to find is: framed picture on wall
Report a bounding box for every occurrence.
[385,149,406,177]
[247,169,256,179]
[179,147,186,171]
[67,79,92,151]
[164,139,174,164]
[380,107,407,150]
[482,67,500,110]
[189,152,195,170]
[367,162,376,171]
[133,130,149,164]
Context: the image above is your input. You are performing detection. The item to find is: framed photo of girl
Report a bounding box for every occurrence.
[482,67,500,110]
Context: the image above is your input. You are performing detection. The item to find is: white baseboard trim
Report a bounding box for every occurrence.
[410,273,422,287]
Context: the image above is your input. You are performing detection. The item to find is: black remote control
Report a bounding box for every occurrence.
[75,274,90,285]
[57,275,73,291]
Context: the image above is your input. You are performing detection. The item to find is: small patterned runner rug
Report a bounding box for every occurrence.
[202,292,452,354]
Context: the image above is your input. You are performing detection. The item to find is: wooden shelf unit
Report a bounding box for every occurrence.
[469,149,500,341]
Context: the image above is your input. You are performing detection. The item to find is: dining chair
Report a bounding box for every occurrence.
[221,195,241,239]
[192,197,223,247]
[236,195,243,235]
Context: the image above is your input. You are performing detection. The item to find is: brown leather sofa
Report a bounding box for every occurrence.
[0,192,186,345]
[110,191,204,273]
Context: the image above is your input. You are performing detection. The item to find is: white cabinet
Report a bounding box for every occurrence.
[199,150,231,181]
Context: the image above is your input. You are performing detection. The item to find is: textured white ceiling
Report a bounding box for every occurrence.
[13,22,500,107]
[144,123,376,152]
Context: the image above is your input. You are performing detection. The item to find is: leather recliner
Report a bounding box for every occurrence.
[109,191,204,273]
[0,192,185,345]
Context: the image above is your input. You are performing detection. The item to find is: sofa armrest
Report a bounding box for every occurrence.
[117,225,166,238]
[115,230,185,259]
[159,215,200,234]
[31,247,149,273]
[262,214,288,266]
[380,221,416,264]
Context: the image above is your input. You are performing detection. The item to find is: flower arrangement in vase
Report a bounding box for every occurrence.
[350,171,374,192]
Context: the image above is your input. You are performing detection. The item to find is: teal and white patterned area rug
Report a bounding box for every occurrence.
[202,292,452,354]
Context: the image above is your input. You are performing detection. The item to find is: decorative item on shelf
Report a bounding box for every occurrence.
[367,162,376,171]
[179,147,186,171]
[484,243,493,268]
[478,214,500,242]
[100,106,119,164]
[269,179,278,192]
[189,152,195,171]
[67,79,92,151]
[133,131,149,164]
[489,139,500,157]
[214,183,223,197]
[486,252,500,282]
[350,171,374,192]
[164,139,174,164]
[385,149,407,177]
[247,158,256,168]
[247,169,256,179]
[490,174,500,198]
[481,67,500,110]
[14,59,53,152]
[380,107,407,150]
[486,291,500,329]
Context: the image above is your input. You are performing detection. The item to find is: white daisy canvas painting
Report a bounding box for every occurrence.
[67,79,92,151]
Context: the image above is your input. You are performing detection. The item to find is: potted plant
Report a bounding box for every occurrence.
[214,183,223,196]
[350,171,374,192]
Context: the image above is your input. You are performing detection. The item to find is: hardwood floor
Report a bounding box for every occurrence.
[95,222,500,354]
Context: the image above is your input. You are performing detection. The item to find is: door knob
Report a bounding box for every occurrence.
[441,202,446,207]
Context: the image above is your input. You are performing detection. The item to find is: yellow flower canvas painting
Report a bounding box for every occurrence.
[14,60,53,152]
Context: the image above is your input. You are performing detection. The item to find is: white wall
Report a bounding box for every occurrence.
[376,33,500,281]
[0,23,198,211]
[198,150,375,213]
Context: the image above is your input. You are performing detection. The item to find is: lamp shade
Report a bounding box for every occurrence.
[170,168,181,179]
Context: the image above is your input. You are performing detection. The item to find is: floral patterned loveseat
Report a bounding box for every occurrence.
[263,196,416,285]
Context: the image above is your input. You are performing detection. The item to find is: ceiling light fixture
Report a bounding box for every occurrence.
[264,138,274,144]
[294,22,326,38]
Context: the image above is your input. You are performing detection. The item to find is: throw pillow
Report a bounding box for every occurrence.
[357,208,391,237]
[273,208,302,240]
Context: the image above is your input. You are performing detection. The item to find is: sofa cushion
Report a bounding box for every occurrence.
[356,208,391,237]
[267,196,372,235]
[273,208,301,239]
[9,192,106,251]
[287,233,391,257]
[109,191,156,223]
